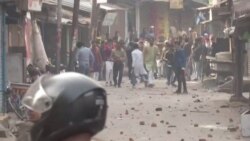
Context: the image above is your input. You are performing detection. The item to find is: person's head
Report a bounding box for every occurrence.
[147,38,154,46]
[22,73,107,141]
[150,26,154,32]
[133,38,139,43]
[117,40,124,49]
[139,40,144,47]
[132,43,139,50]
[76,42,83,49]
[195,37,202,46]
[91,40,98,48]
[115,31,119,36]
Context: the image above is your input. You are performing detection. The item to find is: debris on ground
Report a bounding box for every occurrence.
[155,107,163,112]
[208,134,213,138]
[129,138,134,141]
[125,110,129,115]
[229,118,234,123]
[151,123,157,127]
[216,122,220,125]
[194,99,202,103]
[194,124,199,127]
[139,121,145,125]
[227,126,239,132]
[220,105,230,108]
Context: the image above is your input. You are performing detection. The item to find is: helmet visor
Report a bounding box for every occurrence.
[22,75,53,114]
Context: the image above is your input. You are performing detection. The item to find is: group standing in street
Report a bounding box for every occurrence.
[73,26,216,95]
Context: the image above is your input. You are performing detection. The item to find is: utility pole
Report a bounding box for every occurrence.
[68,0,80,71]
[91,0,98,41]
[56,0,62,73]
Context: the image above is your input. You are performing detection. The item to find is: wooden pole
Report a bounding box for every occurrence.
[68,0,80,71]
[91,0,98,42]
[56,0,62,73]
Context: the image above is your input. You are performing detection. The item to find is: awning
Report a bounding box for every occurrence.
[43,0,126,13]
[139,0,169,2]
[100,3,126,11]
[43,0,92,12]
[192,0,209,5]
[233,0,250,20]
[197,6,214,11]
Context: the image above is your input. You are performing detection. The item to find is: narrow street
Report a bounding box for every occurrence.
[94,79,249,141]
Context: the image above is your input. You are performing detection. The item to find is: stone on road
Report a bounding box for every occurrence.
[94,79,249,141]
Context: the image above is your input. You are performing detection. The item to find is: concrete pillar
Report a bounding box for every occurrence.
[125,10,128,40]
[136,2,140,37]
[0,6,7,113]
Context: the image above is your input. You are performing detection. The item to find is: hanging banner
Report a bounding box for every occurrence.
[18,0,43,11]
[102,12,117,26]
[97,0,107,3]
[24,13,32,65]
[31,20,49,71]
[28,0,43,11]
[170,0,183,9]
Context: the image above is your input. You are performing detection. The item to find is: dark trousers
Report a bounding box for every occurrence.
[130,70,148,86]
[113,62,124,87]
[128,65,133,80]
[176,67,187,92]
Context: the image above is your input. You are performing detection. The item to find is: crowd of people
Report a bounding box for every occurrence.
[74,28,215,94]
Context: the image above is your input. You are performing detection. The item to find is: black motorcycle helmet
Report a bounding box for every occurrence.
[22,72,107,141]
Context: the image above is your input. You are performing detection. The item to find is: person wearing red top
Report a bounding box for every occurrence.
[91,41,103,81]
[103,39,114,86]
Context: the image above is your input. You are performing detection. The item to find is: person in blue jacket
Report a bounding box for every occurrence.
[174,38,188,94]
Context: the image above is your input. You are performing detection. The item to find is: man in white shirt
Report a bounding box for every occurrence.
[131,43,148,88]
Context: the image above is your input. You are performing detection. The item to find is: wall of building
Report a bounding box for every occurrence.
[0,5,7,113]
[109,10,126,40]
[169,8,195,32]
[139,2,170,39]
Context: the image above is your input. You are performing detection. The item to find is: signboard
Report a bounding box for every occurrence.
[18,0,43,12]
[102,12,117,26]
[170,0,183,9]
[97,0,107,3]
[10,83,30,96]
[28,0,43,11]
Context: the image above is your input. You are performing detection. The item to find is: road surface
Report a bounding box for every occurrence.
[94,79,249,141]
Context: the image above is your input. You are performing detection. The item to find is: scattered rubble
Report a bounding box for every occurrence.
[139,121,145,125]
[125,110,129,115]
[129,138,134,141]
[227,126,239,132]
[194,99,202,103]
[229,118,234,123]
[220,105,230,108]
[168,125,176,128]
[194,124,199,127]
[208,134,213,138]
[155,107,163,112]
[151,123,157,127]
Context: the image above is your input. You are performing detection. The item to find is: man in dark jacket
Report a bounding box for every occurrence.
[163,43,175,86]
[174,40,188,94]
